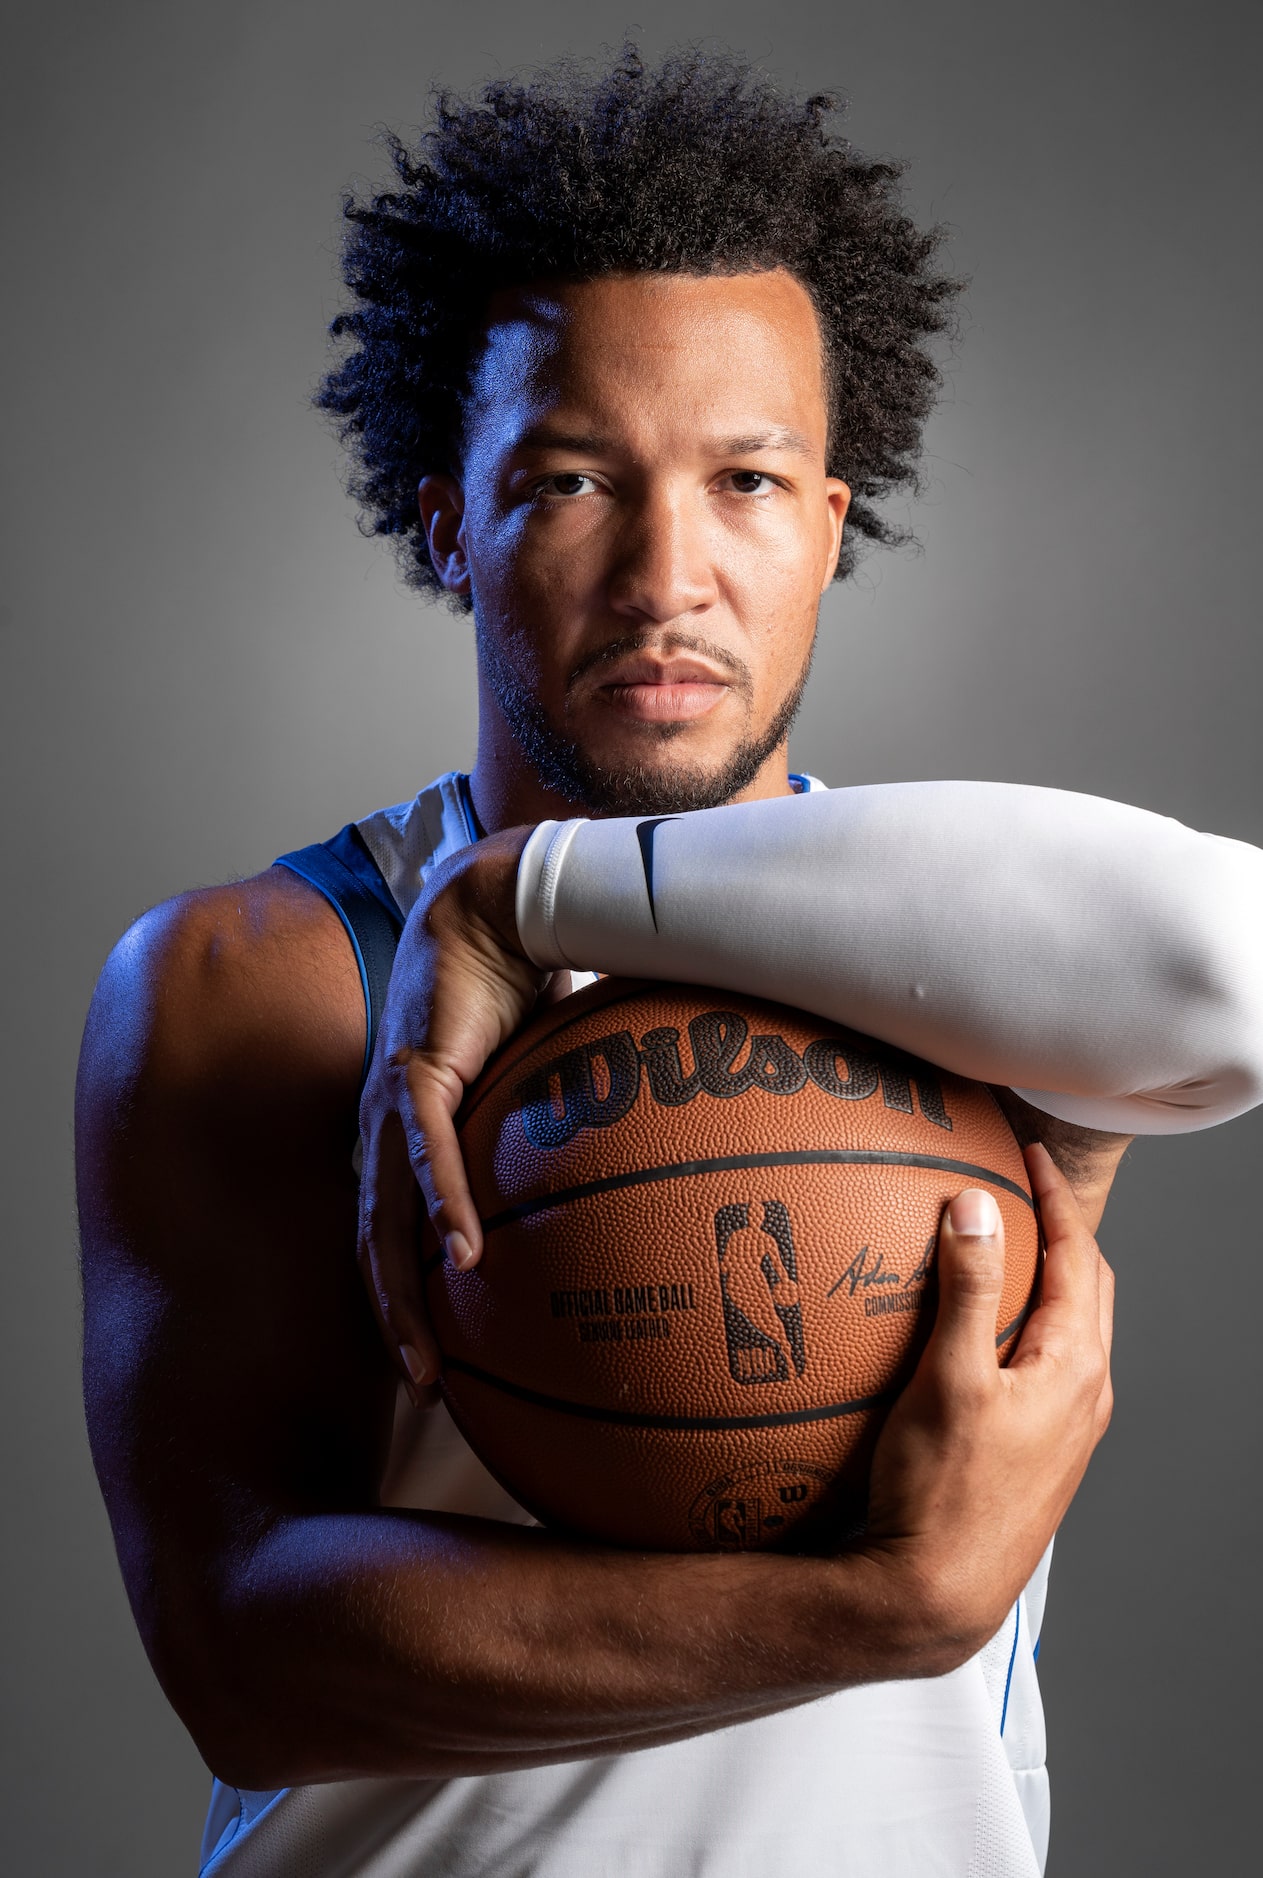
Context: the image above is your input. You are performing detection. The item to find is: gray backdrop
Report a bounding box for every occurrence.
[3,1,1260,1871]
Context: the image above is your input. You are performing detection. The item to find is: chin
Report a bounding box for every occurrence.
[542,736,779,818]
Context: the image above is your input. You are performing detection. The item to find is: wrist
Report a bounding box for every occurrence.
[824,1544,992,1684]
[430,825,535,959]
[515,819,587,968]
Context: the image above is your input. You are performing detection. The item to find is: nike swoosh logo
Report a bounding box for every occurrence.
[635,817,678,931]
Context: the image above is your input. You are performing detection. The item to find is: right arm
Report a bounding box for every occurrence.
[77,871,1111,1789]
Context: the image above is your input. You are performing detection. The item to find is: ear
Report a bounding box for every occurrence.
[820,478,851,591]
[418,475,469,594]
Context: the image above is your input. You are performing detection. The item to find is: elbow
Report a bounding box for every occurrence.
[1222,973,1263,1118]
[1178,842,1263,1122]
[196,1734,329,1798]
[149,1584,465,1789]
[1187,1042,1263,1128]
[1130,995,1263,1134]
[1131,845,1263,1130]
[146,1601,289,1791]
[159,1650,334,1792]
[140,1568,330,1790]
[176,1675,299,1793]
[187,1726,289,1798]
[155,1614,356,1790]
[1178,943,1263,1127]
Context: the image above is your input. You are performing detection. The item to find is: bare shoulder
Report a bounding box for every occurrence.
[79,865,364,1109]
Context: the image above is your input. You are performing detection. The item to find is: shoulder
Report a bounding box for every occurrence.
[78,866,364,1133]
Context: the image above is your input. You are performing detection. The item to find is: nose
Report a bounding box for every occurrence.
[606,486,718,625]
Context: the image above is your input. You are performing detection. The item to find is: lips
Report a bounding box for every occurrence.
[594,656,731,724]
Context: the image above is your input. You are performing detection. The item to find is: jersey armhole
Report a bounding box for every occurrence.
[274,824,404,1087]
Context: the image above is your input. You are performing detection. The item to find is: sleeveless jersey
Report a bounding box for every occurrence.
[199,769,1054,1878]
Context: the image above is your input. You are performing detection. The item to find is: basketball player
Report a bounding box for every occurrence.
[76,49,1263,1878]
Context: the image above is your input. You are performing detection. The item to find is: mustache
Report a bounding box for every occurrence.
[565,632,755,698]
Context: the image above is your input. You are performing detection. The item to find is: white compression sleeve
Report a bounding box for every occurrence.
[515,782,1263,1135]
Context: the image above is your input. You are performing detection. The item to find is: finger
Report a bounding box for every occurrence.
[920,1188,1007,1385]
[402,1054,485,1271]
[358,1109,442,1398]
[1019,1142,1101,1325]
[1010,1145,1111,1408]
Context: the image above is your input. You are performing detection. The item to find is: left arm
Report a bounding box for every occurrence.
[517,782,1263,1136]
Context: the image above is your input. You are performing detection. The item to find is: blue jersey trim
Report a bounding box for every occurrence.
[200,1786,291,1875]
[274,824,404,1087]
[456,771,484,843]
[327,822,407,923]
[999,1600,1021,1736]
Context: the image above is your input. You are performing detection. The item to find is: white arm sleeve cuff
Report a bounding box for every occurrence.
[513,782,1263,1135]
[515,819,588,969]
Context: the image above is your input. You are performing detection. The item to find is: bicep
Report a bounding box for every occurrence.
[77,887,395,1678]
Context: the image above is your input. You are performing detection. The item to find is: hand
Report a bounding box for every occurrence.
[854,1143,1115,1672]
[356,827,544,1400]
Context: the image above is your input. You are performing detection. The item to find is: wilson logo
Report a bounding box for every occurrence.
[515,1010,953,1150]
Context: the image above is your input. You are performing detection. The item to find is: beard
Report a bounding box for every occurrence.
[477,623,816,817]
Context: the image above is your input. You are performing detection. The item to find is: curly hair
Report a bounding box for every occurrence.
[318,44,962,597]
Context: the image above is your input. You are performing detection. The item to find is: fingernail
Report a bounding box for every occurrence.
[446,1230,476,1271]
[400,1343,429,1386]
[947,1189,1000,1237]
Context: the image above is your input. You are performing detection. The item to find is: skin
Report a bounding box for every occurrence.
[423,271,850,827]
[77,269,1124,1789]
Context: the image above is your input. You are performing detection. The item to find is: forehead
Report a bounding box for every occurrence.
[462,269,828,452]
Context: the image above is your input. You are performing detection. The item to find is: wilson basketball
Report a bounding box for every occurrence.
[427,978,1041,1552]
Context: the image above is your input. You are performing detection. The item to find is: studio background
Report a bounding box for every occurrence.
[3,1,1260,1871]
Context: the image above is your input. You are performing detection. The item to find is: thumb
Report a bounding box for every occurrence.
[925,1189,1006,1381]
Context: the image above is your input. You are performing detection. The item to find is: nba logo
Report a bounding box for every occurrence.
[714,1200,807,1385]
[715,1496,755,1545]
[711,1493,783,1546]
[690,1464,831,1549]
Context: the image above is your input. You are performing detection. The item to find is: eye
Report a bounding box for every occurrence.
[535,472,601,499]
[724,470,780,495]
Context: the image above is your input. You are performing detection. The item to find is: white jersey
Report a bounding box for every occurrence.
[201,771,1052,1878]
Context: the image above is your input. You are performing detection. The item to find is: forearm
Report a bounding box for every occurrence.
[518,782,1263,1134]
[190,1507,921,1788]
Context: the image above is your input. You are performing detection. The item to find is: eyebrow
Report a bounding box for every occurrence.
[713,428,816,458]
[514,424,817,458]
[515,426,615,455]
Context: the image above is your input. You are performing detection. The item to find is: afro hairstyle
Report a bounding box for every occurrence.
[318,43,962,599]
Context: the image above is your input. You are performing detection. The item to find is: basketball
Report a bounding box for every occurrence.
[426,978,1041,1552]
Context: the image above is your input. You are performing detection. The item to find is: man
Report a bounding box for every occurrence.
[76,48,1263,1877]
